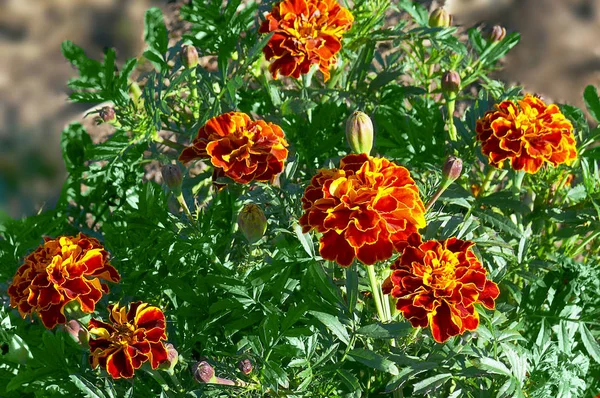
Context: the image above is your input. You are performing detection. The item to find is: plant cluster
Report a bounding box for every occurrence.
[1,1,599,397]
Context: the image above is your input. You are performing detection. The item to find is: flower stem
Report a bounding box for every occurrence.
[425,179,452,212]
[189,68,199,120]
[446,96,457,142]
[367,265,386,322]
[176,192,194,222]
[479,168,497,197]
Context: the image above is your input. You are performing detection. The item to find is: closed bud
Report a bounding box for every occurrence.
[237,204,267,244]
[237,359,253,375]
[345,111,374,155]
[442,156,463,183]
[181,45,199,69]
[158,343,179,372]
[192,361,217,383]
[62,320,89,348]
[99,106,115,123]
[161,164,183,192]
[488,25,506,42]
[428,8,452,28]
[441,71,461,95]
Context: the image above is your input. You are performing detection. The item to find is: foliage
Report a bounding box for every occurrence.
[1,1,599,397]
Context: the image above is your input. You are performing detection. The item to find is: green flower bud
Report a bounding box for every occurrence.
[99,106,115,123]
[161,164,183,192]
[488,25,506,42]
[238,204,268,244]
[345,111,374,155]
[428,8,452,28]
[181,45,199,69]
[442,156,463,183]
[441,70,461,95]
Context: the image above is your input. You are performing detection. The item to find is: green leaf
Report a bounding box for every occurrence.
[584,85,600,122]
[294,223,315,258]
[309,311,350,345]
[579,323,600,364]
[412,373,453,395]
[60,122,92,171]
[397,0,428,26]
[143,7,168,71]
[69,375,107,398]
[345,264,358,315]
[477,357,512,377]
[348,348,399,375]
[356,321,412,339]
[336,369,362,392]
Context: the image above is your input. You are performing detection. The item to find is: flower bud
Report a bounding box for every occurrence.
[441,71,461,95]
[62,320,89,348]
[158,343,179,372]
[345,111,374,155]
[488,25,506,42]
[161,164,183,192]
[237,204,267,244]
[192,361,216,383]
[99,106,115,123]
[237,359,253,375]
[428,8,452,28]
[181,45,199,69]
[442,156,463,183]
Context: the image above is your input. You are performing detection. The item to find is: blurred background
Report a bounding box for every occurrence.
[1,0,599,218]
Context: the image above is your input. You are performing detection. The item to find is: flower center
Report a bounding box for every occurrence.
[422,250,459,289]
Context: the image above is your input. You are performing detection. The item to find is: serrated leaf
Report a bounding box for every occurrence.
[584,85,600,122]
[69,375,106,398]
[412,373,452,394]
[336,369,362,392]
[579,323,600,364]
[356,321,412,339]
[348,348,398,375]
[309,311,350,345]
[477,357,511,376]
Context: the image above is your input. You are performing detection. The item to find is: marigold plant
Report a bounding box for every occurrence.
[382,235,500,343]
[476,94,578,174]
[179,112,289,184]
[7,233,120,329]
[299,153,426,266]
[259,0,354,81]
[88,302,169,379]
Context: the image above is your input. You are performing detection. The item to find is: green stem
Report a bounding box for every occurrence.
[367,265,386,322]
[189,68,199,120]
[425,179,452,212]
[479,168,497,197]
[176,192,194,222]
[446,96,457,142]
[153,136,185,150]
[512,170,525,196]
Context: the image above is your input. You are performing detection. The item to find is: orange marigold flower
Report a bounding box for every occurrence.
[88,302,169,379]
[179,112,288,184]
[382,235,500,343]
[7,234,120,329]
[299,154,426,266]
[259,0,354,81]
[476,94,577,174]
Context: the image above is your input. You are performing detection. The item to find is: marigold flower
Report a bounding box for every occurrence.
[259,0,354,81]
[7,234,120,329]
[179,112,289,184]
[476,94,577,174]
[88,302,169,379]
[382,235,500,343]
[299,154,426,267]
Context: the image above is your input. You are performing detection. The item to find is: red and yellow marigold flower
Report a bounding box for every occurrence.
[88,302,169,379]
[179,112,288,184]
[476,94,577,174]
[382,235,500,343]
[259,0,354,81]
[299,153,426,267]
[7,234,120,329]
